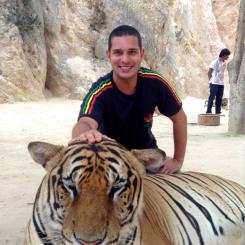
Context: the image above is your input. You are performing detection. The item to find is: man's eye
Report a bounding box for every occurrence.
[128,50,137,55]
[113,50,122,55]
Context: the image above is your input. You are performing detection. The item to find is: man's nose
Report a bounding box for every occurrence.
[121,53,129,63]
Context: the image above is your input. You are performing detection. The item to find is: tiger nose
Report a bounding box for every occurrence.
[77,239,102,245]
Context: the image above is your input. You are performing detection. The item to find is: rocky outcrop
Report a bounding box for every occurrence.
[0,0,240,103]
[0,0,46,102]
[167,0,224,97]
[212,0,240,51]
[228,0,245,133]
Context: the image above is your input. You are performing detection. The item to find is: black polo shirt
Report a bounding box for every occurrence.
[78,67,182,150]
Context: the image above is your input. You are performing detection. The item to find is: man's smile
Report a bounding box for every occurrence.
[118,65,133,72]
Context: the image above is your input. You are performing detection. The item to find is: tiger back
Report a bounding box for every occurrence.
[142,172,245,245]
[132,148,245,244]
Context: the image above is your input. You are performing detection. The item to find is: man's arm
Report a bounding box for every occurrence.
[171,108,187,164]
[208,68,213,81]
[72,117,98,138]
[161,108,187,174]
[70,117,103,144]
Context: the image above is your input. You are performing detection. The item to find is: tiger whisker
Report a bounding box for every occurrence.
[117,238,135,242]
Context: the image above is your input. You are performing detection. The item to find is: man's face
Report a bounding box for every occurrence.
[221,55,229,61]
[106,35,144,83]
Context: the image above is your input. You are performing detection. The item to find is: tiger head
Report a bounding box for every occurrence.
[27,139,145,245]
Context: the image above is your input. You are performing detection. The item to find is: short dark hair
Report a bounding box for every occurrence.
[219,48,231,57]
[108,25,142,50]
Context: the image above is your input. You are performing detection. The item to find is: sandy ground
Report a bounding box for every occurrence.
[0,98,245,244]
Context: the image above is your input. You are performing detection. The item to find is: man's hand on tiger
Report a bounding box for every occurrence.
[68,130,113,145]
[160,158,182,174]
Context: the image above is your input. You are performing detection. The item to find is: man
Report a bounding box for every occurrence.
[206,48,231,114]
[70,25,187,174]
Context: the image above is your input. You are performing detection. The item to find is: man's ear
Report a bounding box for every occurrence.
[28,141,64,171]
[140,48,145,59]
[106,49,110,60]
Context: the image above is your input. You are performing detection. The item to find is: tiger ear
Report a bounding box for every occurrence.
[131,148,166,173]
[28,141,64,171]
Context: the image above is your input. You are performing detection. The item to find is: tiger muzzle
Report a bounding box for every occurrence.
[63,183,110,243]
[75,237,102,245]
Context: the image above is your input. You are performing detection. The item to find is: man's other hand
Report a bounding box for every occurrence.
[161,158,182,174]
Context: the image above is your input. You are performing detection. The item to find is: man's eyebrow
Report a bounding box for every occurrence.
[111,48,122,52]
[111,48,139,51]
[128,48,138,51]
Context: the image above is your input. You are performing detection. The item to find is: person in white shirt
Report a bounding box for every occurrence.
[206,48,231,114]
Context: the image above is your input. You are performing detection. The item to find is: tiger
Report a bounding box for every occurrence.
[25,139,245,245]
[25,139,145,245]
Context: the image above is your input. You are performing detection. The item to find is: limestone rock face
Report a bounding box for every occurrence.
[0,0,240,102]
[167,0,224,97]
[228,0,245,133]
[42,0,110,99]
[0,0,46,103]
[212,0,240,51]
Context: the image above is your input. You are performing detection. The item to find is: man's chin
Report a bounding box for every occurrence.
[117,73,135,80]
[115,69,138,79]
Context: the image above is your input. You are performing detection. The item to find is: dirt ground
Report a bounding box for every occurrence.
[0,98,244,244]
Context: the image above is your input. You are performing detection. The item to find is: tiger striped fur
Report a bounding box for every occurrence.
[25,140,144,245]
[142,172,245,245]
[25,139,245,245]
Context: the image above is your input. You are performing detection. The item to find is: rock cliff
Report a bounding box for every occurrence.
[0,0,239,103]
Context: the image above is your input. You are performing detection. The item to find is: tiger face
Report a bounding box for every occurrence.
[26,140,145,245]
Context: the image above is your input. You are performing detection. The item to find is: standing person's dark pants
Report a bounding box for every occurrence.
[206,84,224,114]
